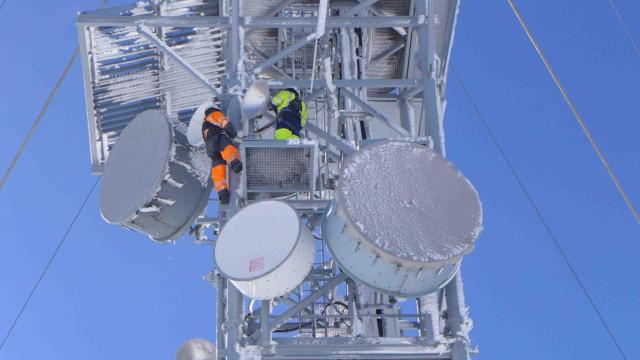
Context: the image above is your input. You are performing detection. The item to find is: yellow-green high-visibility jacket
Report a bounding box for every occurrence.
[271,90,308,136]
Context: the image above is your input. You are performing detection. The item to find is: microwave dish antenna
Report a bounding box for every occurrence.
[215,200,315,299]
[187,101,216,147]
[324,141,482,296]
[100,110,212,242]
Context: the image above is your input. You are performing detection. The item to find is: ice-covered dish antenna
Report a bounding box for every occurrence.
[324,141,483,296]
[100,110,212,242]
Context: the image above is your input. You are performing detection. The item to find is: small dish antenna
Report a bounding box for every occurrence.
[187,101,215,147]
[215,200,315,299]
[241,80,270,120]
[176,339,216,360]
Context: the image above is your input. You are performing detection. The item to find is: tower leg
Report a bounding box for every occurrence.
[418,292,442,345]
[445,271,472,360]
[260,300,272,346]
[215,275,227,360]
[225,283,244,360]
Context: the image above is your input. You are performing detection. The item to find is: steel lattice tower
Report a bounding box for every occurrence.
[76,1,475,359]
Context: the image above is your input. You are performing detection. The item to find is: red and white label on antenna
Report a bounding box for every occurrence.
[249,257,265,272]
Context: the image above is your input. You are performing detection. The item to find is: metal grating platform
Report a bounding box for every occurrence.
[242,140,318,193]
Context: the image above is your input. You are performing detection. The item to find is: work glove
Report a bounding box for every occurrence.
[217,189,230,205]
[229,159,243,174]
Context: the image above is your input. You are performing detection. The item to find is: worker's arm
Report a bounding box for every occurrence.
[223,122,238,139]
[270,90,290,116]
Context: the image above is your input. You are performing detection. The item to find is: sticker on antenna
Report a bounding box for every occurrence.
[249,257,265,272]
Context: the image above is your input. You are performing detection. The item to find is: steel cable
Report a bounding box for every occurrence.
[606,0,640,60]
[452,67,628,360]
[0,0,109,192]
[0,177,100,352]
[506,0,640,224]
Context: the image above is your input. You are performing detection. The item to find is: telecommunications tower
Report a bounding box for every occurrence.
[76,0,482,359]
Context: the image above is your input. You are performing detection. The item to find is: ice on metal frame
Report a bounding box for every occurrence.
[286,138,317,146]
[186,146,213,188]
[175,118,212,187]
[78,1,226,170]
[339,141,482,263]
[316,0,329,38]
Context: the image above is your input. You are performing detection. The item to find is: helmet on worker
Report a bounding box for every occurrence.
[204,105,223,122]
[203,105,229,130]
[285,87,301,98]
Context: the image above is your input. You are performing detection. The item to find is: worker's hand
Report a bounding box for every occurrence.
[236,130,245,139]
[233,137,243,144]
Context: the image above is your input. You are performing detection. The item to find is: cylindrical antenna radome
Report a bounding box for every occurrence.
[323,141,483,296]
[176,339,216,360]
[215,200,316,299]
[100,110,212,242]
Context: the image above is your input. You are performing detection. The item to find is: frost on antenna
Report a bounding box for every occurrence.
[338,141,483,263]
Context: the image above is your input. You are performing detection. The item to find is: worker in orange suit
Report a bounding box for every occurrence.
[202,106,243,205]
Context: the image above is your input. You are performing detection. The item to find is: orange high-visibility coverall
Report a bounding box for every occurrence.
[202,108,242,203]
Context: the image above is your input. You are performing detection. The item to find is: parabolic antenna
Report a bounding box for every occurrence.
[324,141,482,296]
[241,80,270,120]
[100,110,212,242]
[187,101,215,147]
[176,339,216,360]
[215,200,315,299]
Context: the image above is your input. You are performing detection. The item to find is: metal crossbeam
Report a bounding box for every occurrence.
[76,14,230,27]
[261,113,356,155]
[342,0,380,17]
[369,6,408,36]
[342,88,409,136]
[267,79,421,88]
[136,24,220,97]
[257,337,450,359]
[244,16,424,29]
[270,272,348,331]
[246,42,292,79]
[250,33,317,74]
[263,0,296,17]
[307,123,358,155]
[370,42,406,65]
[77,15,425,29]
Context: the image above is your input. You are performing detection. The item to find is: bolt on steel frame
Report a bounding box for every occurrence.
[77,0,473,359]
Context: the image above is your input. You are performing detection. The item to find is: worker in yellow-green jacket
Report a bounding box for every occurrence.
[269,87,308,140]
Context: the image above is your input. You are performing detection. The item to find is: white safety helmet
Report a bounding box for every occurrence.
[286,86,301,97]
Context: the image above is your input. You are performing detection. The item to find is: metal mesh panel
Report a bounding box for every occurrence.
[79,0,225,172]
[246,147,312,192]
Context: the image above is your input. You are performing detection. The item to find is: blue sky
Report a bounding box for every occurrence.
[0,0,639,359]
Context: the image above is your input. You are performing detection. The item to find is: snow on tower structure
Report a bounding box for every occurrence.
[76,1,480,359]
